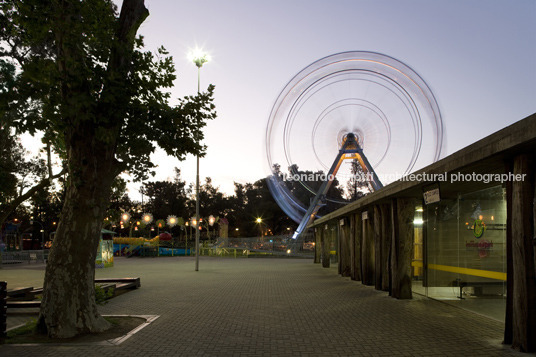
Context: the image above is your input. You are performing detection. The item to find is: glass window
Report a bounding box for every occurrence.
[424,185,506,321]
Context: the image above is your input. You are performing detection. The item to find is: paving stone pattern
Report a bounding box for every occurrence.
[0,257,526,356]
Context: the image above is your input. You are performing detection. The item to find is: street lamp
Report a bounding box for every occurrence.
[120,212,130,232]
[208,215,216,239]
[29,220,45,262]
[142,213,153,225]
[189,47,210,272]
[142,213,153,238]
[255,217,264,237]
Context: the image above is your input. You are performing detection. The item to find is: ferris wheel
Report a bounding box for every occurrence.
[265,51,445,239]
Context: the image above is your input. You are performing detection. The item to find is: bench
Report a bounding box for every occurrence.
[1,278,141,339]
[6,287,34,300]
[94,277,141,289]
[454,280,505,299]
[3,278,139,308]
[6,300,41,308]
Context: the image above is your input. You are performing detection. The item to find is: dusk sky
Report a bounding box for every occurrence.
[27,0,536,200]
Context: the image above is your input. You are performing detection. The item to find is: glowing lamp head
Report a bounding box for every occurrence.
[256,218,262,224]
[142,213,153,224]
[167,215,178,227]
[189,48,210,68]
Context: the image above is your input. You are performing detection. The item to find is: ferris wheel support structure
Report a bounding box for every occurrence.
[292,133,383,240]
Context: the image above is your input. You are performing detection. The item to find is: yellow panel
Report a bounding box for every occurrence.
[428,263,506,281]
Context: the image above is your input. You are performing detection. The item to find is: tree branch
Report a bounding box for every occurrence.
[110,0,149,73]
[0,168,67,228]
[99,0,149,155]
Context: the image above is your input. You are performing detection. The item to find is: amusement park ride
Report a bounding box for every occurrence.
[265,51,444,242]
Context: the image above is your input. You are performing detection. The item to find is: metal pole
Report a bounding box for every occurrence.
[41,229,44,263]
[0,281,6,341]
[31,220,46,262]
[195,65,201,271]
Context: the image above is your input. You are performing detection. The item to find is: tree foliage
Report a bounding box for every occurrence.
[0,126,26,202]
[140,168,190,221]
[1,0,216,180]
[285,164,346,213]
[0,124,63,228]
[347,159,371,200]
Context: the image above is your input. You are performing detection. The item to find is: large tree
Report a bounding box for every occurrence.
[0,0,216,338]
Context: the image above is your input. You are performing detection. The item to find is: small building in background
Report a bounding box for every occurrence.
[96,229,115,268]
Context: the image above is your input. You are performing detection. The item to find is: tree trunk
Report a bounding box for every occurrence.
[38,135,119,338]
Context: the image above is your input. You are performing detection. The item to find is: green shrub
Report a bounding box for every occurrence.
[95,284,114,305]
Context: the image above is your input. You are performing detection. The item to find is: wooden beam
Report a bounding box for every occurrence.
[391,198,414,299]
[380,203,392,292]
[361,210,374,286]
[504,160,513,345]
[353,212,362,281]
[511,153,536,352]
[374,205,382,290]
[314,228,321,264]
[322,224,330,268]
[350,214,356,280]
[339,217,351,277]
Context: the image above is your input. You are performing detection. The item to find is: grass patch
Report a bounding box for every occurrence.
[6,319,38,338]
[3,316,145,344]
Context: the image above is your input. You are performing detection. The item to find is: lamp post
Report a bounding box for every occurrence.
[30,220,45,262]
[190,48,210,271]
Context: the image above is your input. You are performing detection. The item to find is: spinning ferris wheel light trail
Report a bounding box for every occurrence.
[265,51,444,242]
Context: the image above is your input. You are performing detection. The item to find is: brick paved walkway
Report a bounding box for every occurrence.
[0,257,525,356]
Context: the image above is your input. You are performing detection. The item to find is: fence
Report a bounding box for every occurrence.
[109,233,316,259]
[0,250,47,264]
[213,233,315,258]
